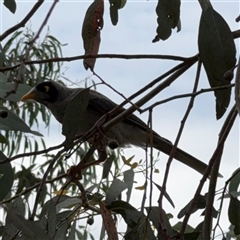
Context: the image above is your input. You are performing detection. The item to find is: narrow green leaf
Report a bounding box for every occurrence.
[198,7,236,119]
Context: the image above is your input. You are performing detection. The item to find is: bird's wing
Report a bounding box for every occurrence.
[87,90,169,142]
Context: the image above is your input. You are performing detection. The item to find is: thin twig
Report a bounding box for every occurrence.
[0,1,44,41]
[0,143,64,164]
[29,148,65,220]
[0,54,190,72]
[0,173,67,204]
[158,60,201,239]
[203,105,238,239]
[4,0,59,99]
[176,105,237,238]
[141,83,234,113]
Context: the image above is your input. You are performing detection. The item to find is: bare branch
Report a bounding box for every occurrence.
[0,53,189,72]
[158,60,202,237]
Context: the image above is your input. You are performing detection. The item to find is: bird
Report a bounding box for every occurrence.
[21,81,216,176]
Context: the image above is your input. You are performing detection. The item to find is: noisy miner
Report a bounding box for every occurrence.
[21,81,214,176]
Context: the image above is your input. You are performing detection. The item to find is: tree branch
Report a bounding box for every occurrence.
[0,54,189,72]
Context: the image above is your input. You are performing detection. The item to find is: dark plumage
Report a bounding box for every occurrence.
[21,81,217,176]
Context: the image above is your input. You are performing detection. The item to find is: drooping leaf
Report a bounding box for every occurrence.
[109,0,127,26]
[228,196,240,235]
[0,151,13,201]
[146,206,174,238]
[62,88,89,150]
[105,179,128,205]
[178,194,206,219]
[82,0,104,70]
[198,7,236,119]
[0,108,43,136]
[152,0,181,42]
[151,180,175,208]
[3,0,16,14]
[108,200,155,239]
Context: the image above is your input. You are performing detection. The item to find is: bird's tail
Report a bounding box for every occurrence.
[153,135,222,177]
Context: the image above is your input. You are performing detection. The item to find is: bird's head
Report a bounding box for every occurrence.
[20,81,63,105]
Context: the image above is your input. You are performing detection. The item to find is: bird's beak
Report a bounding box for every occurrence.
[20,89,36,101]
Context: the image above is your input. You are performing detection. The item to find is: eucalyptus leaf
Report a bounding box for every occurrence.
[198,7,236,119]
[153,0,181,42]
[0,108,43,136]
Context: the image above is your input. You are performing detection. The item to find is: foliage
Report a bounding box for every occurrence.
[0,1,240,240]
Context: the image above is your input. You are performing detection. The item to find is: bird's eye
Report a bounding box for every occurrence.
[44,86,50,92]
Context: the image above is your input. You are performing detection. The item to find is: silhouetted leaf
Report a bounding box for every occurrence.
[109,0,126,26]
[146,206,174,238]
[153,0,180,42]
[178,194,206,219]
[108,200,155,239]
[198,7,236,119]
[62,88,89,150]
[0,151,13,201]
[151,180,175,208]
[228,196,240,235]
[82,0,104,70]
[0,133,7,143]
[3,0,16,13]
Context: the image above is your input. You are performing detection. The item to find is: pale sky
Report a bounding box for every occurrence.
[1,0,240,238]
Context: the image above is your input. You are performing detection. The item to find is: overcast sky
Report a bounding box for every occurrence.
[1,0,240,237]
